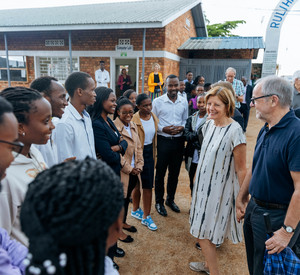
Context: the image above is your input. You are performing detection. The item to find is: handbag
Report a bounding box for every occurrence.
[154,87,161,94]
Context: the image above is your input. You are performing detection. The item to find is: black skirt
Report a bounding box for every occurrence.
[141,143,154,189]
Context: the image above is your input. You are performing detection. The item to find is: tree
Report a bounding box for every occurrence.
[206,20,246,37]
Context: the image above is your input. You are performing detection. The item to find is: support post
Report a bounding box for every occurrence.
[4,33,11,87]
[141,28,146,93]
[69,31,73,73]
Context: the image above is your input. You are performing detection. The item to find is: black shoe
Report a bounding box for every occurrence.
[165,200,180,213]
[123,225,137,233]
[113,261,119,270]
[119,235,134,243]
[114,247,125,258]
[155,203,167,217]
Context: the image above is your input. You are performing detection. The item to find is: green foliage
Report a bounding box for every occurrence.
[206,20,246,37]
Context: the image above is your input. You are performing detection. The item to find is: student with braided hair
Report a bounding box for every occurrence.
[0,87,54,246]
[20,158,124,275]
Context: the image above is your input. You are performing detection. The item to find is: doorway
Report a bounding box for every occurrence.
[115,59,137,97]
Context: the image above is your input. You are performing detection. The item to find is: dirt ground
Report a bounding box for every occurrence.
[117,108,264,275]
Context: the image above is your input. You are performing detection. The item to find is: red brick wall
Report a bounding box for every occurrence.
[165,10,197,54]
[0,56,35,90]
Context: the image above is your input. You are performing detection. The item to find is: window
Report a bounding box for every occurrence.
[0,56,27,82]
[38,57,79,82]
[118,39,131,45]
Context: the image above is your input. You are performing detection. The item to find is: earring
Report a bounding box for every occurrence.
[22,132,25,136]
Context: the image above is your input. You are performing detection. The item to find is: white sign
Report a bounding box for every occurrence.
[115,45,133,51]
[262,0,299,77]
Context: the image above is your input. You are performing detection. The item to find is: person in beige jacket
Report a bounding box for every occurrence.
[132,94,159,231]
[114,97,144,243]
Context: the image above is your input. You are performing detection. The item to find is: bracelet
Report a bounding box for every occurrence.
[118,145,122,152]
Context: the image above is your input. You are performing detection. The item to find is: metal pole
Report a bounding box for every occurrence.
[69,31,73,73]
[141,28,146,93]
[4,33,11,87]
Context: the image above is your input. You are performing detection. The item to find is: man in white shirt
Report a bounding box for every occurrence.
[55,72,97,162]
[152,75,188,217]
[183,71,193,84]
[178,80,187,99]
[95,61,110,88]
[30,76,68,167]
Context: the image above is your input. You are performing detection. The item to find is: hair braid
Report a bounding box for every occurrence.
[21,158,124,275]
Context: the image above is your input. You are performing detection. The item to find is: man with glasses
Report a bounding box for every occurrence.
[236,76,300,275]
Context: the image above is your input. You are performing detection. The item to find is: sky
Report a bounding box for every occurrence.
[1,0,299,76]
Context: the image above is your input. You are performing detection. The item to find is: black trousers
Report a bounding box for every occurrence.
[238,103,250,132]
[189,162,198,196]
[124,174,138,223]
[243,198,300,275]
[155,135,185,204]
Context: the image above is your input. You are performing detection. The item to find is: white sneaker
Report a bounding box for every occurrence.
[189,262,210,274]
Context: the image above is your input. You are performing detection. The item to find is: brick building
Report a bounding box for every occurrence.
[0,0,206,92]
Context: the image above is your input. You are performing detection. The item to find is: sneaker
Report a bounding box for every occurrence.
[189,262,210,274]
[141,215,157,231]
[131,208,144,220]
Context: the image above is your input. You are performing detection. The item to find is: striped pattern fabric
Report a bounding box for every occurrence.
[190,119,246,244]
[264,245,300,275]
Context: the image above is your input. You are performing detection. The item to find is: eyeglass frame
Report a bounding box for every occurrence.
[250,94,276,105]
[0,140,24,158]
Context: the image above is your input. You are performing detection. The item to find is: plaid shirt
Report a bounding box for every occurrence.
[225,78,244,108]
[264,246,300,275]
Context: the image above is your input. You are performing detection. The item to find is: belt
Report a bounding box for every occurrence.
[158,135,183,140]
[252,197,288,210]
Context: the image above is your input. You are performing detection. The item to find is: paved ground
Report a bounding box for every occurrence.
[117,108,264,275]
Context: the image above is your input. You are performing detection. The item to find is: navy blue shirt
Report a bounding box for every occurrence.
[249,110,300,205]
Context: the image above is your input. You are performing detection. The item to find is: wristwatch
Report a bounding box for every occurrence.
[283,224,295,233]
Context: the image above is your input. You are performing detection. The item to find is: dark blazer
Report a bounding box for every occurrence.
[232,109,244,130]
[245,84,253,108]
[92,116,128,176]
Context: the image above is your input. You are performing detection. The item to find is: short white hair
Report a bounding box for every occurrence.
[225,67,236,75]
[292,70,300,83]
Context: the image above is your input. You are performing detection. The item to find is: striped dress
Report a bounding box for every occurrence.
[189,119,246,244]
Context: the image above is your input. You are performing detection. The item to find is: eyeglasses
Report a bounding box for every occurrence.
[0,140,24,158]
[250,94,275,105]
[120,111,134,116]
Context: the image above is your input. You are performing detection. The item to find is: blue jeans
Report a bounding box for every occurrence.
[244,198,300,275]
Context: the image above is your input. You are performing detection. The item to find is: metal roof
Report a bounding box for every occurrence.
[0,0,204,32]
[178,37,265,50]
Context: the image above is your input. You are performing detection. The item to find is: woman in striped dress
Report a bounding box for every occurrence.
[189,86,247,275]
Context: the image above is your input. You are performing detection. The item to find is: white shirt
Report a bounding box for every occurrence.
[141,116,155,145]
[0,146,47,246]
[95,69,110,87]
[104,256,119,275]
[55,103,96,162]
[152,93,188,138]
[124,124,135,167]
[178,91,187,99]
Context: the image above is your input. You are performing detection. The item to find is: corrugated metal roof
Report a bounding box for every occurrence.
[178,37,265,50]
[0,0,200,30]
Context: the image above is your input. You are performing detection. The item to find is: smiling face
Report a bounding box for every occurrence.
[45,81,68,118]
[0,113,18,179]
[81,77,96,106]
[138,98,152,116]
[118,104,134,126]
[102,93,117,115]
[179,81,185,93]
[166,77,179,100]
[19,98,54,146]
[206,95,227,120]
[196,86,204,95]
[199,77,205,86]
[197,96,206,114]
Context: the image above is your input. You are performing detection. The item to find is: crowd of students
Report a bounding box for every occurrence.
[0,66,299,275]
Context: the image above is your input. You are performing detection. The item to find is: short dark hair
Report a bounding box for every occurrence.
[123,89,136,99]
[20,157,124,275]
[166,74,178,83]
[1,87,42,124]
[87,87,114,121]
[136,93,149,106]
[65,72,92,98]
[0,97,13,124]
[30,76,58,97]
[100,61,105,64]
[186,71,192,75]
